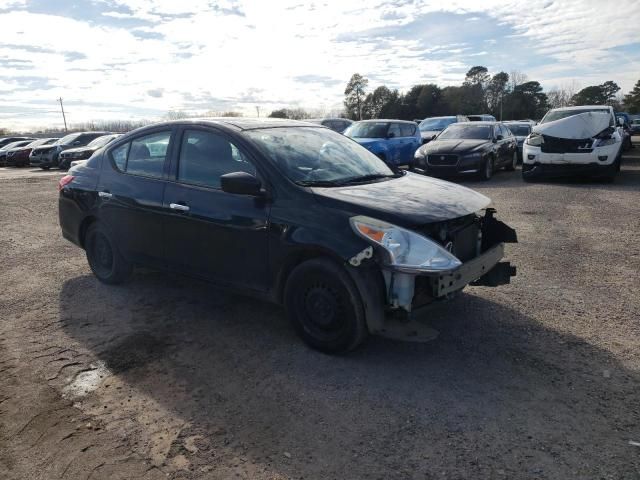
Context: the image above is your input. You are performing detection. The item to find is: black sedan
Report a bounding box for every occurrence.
[413,122,519,180]
[59,119,517,353]
[58,134,121,170]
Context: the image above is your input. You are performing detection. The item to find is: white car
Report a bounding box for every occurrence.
[522,105,623,181]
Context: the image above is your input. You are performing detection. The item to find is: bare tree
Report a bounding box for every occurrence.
[509,70,528,91]
[546,80,581,108]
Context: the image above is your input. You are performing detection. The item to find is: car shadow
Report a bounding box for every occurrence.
[445,163,640,192]
[57,271,639,478]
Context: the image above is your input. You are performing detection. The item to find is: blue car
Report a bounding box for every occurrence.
[344,120,422,167]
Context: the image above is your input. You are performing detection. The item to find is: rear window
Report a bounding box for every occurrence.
[505,124,531,136]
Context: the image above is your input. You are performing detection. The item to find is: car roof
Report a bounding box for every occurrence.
[138,118,326,132]
[551,105,611,112]
[448,121,496,126]
[355,119,417,124]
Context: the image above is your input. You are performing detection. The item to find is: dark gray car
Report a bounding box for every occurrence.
[30,131,110,169]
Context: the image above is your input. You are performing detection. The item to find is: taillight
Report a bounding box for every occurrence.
[58,175,75,192]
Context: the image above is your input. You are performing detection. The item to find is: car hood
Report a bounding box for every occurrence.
[534,112,611,139]
[311,172,491,226]
[422,139,489,154]
[62,146,93,154]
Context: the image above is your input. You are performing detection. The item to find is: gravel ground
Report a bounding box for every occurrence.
[1,145,639,479]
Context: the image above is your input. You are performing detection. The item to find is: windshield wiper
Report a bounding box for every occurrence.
[336,173,401,185]
[297,172,401,188]
[296,179,346,187]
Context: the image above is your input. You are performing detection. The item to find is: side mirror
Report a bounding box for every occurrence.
[73,140,82,145]
[495,135,503,142]
[221,171,262,196]
[617,117,625,126]
[387,132,395,139]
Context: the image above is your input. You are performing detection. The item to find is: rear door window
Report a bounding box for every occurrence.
[388,123,402,138]
[109,131,171,178]
[400,123,416,137]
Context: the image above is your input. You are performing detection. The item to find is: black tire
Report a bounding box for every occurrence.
[41,166,50,170]
[505,151,517,171]
[284,258,368,353]
[479,156,494,181]
[85,223,132,284]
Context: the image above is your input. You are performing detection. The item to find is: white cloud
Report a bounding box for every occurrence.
[1,0,639,130]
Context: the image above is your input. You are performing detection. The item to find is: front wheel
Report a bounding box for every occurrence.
[85,223,132,284]
[479,156,494,181]
[505,151,517,171]
[284,258,368,353]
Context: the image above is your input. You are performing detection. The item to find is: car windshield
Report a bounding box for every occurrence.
[88,135,115,148]
[26,138,55,147]
[541,109,609,124]
[419,117,455,131]
[438,125,492,140]
[55,133,80,145]
[246,127,395,186]
[505,125,531,136]
[1,141,29,151]
[345,122,389,138]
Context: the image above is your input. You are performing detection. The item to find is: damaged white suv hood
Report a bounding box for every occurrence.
[533,111,611,139]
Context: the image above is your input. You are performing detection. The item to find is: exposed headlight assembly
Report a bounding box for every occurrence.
[350,215,462,273]
[525,133,543,147]
[463,152,482,158]
[594,137,617,147]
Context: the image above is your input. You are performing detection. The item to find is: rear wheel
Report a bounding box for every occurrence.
[41,166,50,170]
[505,151,517,171]
[284,258,368,353]
[85,223,132,284]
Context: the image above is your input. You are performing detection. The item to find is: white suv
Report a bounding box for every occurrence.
[522,105,623,181]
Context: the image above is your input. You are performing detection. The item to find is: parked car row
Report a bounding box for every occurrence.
[0,132,120,170]
[340,106,625,182]
[342,117,521,181]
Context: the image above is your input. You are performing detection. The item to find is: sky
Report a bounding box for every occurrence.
[1,0,639,130]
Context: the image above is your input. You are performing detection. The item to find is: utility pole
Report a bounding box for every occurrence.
[500,92,503,121]
[255,106,260,118]
[58,97,68,132]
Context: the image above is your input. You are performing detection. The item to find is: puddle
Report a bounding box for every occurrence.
[62,361,112,398]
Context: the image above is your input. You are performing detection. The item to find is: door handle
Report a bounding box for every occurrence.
[169,203,190,212]
[98,191,112,199]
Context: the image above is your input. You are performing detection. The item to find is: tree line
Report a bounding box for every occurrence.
[342,66,638,122]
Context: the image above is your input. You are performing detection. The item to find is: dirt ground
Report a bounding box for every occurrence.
[1,145,639,479]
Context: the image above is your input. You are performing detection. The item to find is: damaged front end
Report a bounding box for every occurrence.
[522,110,622,178]
[350,208,517,315]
